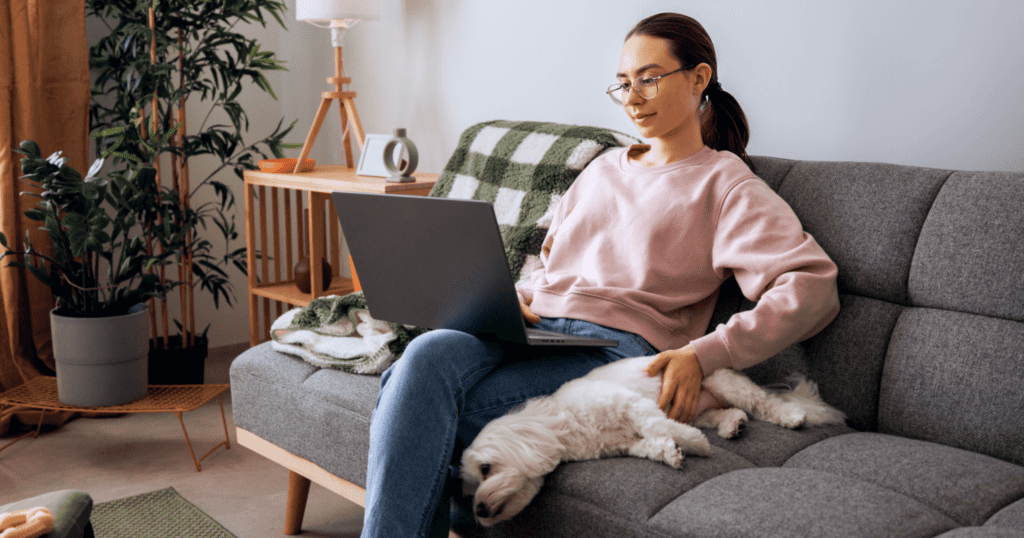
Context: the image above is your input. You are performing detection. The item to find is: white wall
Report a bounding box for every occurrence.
[282,0,1024,174]
[89,0,1024,347]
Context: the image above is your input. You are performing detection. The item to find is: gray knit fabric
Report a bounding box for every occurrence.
[647,468,958,538]
[537,447,755,522]
[987,498,1024,529]
[0,490,93,538]
[740,292,904,432]
[228,128,1024,538]
[748,155,797,191]
[703,420,855,468]
[230,343,379,486]
[908,171,1024,322]
[776,160,950,304]
[878,308,1024,466]
[933,529,1024,538]
[784,433,1024,526]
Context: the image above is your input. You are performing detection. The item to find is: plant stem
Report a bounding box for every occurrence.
[189,139,262,198]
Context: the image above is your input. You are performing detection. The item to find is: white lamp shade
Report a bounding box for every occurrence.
[296,0,382,21]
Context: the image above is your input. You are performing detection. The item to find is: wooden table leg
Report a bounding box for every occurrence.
[285,470,312,535]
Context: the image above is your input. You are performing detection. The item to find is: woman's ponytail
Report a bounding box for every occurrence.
[701,81,753,171]
[628,13,755,171]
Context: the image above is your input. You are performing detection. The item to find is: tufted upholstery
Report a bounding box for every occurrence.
[231,124,1024,538]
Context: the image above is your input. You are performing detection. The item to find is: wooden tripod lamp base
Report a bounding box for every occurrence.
[293,45,366,173]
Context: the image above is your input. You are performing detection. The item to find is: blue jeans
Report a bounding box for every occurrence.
[361,317,658,538]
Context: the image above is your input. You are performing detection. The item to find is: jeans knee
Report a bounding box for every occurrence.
[383,329,497,388]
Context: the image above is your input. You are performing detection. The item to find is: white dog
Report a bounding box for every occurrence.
[460,355,846,526]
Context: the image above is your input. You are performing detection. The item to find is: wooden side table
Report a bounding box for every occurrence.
[0,377,231,471]
[244,165,438,346]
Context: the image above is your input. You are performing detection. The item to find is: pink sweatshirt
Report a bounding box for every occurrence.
[516,145,840,376]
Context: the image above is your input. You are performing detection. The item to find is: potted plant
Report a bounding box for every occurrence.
[87,0,297,383]
[0,139,178,406]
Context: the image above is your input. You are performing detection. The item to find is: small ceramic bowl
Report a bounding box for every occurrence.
[258,158,316,173]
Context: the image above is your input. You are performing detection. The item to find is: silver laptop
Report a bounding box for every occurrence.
[331,192,617,347]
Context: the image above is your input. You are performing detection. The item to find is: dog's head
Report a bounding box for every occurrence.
[460,447,545,526]
[460,402,566,526]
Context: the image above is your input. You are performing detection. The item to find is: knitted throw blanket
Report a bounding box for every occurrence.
[271,292,428,374]
[271,120,637,374]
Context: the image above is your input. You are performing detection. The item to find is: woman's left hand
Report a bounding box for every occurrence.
[644,345,703,423]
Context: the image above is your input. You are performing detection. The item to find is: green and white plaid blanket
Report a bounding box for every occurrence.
[271,120,638,374]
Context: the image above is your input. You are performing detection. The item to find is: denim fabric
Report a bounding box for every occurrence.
[361,317,657,538]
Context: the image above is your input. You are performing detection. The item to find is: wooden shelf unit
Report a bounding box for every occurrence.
[244,165,438,346]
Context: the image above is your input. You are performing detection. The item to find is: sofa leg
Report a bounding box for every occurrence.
[285,471,312,535]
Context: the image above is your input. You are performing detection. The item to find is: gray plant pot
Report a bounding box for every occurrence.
[51,304,150,407]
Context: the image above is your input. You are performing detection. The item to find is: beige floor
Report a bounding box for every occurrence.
[0,344,364,538]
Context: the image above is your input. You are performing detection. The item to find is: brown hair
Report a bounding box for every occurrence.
[627,13,753,170]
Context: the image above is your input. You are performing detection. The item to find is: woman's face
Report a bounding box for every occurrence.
[617,34,705,143]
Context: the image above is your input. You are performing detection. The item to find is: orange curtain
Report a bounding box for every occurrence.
[1,0,91,431]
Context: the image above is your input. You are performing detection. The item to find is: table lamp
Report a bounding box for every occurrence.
[293,0,382,172]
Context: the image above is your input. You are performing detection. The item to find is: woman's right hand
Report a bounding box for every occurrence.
[519,301,541,324]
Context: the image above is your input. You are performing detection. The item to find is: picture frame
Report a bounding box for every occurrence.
[357,133,406,178]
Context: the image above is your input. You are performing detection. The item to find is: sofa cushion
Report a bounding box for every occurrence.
[739,292,904,432]
[878,308,1024,466]
[934,528,1024,538]
[540,447,754,522]
[0,490,93,538]
[909,170,1024,322]
[647,468,958,538]
[775,160,950,304]
[988,498,1024,529]
[747,155,796,193]
[230,343,380,487]
[703,420,855,468]
[783,432,1024,526]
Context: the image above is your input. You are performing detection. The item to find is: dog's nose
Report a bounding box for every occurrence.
[475,503,491,519]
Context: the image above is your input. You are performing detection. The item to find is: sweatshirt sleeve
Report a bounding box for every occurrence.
[515,190,572,305]
[688,178,840,375]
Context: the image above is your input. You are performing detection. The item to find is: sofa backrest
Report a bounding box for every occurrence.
[432,120,1024,467]
[726,156,1024,466]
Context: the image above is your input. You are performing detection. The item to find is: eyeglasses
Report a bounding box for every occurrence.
[606,64,696,105]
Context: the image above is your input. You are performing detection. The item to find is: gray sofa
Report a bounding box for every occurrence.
[230,121,1024,537]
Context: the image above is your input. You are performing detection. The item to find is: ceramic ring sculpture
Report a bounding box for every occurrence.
[384,128,419,183]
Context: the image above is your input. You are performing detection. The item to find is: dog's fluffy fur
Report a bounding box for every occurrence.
[461,356,846,526]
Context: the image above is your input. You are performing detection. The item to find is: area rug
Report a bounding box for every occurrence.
[90,487,237,538]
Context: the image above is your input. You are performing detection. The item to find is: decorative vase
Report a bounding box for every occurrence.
[294,208,332,293]
[148,334,209,385]
[384,128,419,183]
[294,257,333,294]
[51,304,150,406]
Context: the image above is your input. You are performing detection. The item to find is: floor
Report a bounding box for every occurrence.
[0,344,365,538]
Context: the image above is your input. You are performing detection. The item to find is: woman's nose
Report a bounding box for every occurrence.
[622,85,644,106]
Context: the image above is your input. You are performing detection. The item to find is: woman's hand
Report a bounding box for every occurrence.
[644,345,703,423]
[519,301,541,324]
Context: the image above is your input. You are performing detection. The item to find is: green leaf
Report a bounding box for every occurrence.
[82,181,102,200]
[68,228,88,257]
[18,140,41,158]
[63,212,87,230]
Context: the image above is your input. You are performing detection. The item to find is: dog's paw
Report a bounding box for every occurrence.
[672,427,710,457]
[716,408,748,439]
[654,438,685,468]
[777,403,806,429]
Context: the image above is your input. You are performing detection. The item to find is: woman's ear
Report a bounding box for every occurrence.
[691,63,714,96]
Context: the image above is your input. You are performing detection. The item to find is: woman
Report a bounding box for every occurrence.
[362,12,839,538]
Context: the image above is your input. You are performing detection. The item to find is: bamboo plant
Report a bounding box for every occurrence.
[87,0,298,349]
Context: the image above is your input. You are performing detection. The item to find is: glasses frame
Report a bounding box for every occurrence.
[606,63,697,105]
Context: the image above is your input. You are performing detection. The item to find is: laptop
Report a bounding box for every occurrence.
[331,192,617,347]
